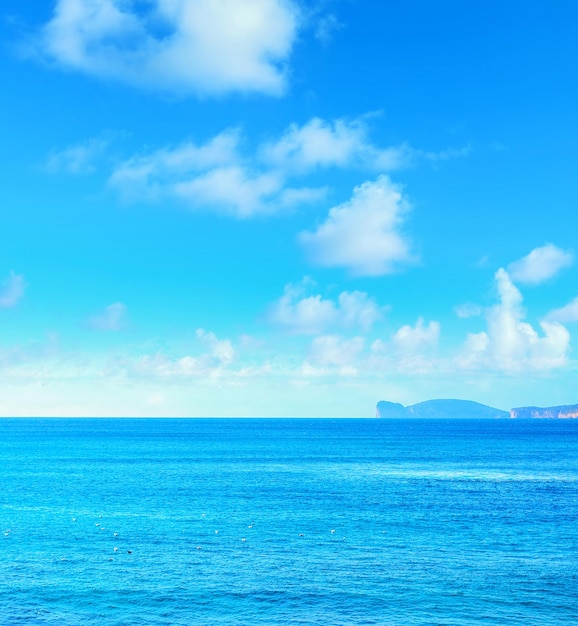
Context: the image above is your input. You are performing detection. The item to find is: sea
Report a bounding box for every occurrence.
[1,418,577,625]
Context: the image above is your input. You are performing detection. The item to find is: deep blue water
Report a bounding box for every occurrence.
[1,418,577,625]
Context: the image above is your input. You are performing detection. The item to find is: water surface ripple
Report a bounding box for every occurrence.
[1,418,577,625]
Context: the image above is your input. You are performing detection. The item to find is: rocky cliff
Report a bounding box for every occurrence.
[376,399,509,419]
[374,401,408,418]
[510,404,578,419]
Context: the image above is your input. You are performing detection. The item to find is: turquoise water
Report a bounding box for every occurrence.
[1,418,577,625]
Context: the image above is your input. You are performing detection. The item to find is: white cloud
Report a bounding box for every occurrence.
[110,129,238,199]
[299,175,415,276]
[172,166,323,218]
[270,287,336,335]
[101,115,460,218]
[46,136,111,174]
[108,116,433,217]
[260,117,468,173]
[269,281,383,334]
[308,335,364,368]
[261,117,411,172]
[174,167,282,216]
[337,291,384,331]
[392,318,440,353]
[367,318,442,377]
[0,272,26,308]
[547,296,578,324]
[112,129,240,191]
[117,328,235,379]
[109,128,326,217]
[37,0,300,97]
[88,302,128,331]
[196,328,235,365]
[508,244,573,285]
[458,268,570,371]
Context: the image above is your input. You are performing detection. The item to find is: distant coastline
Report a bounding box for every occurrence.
[510,404,578,419]
[376,399,578,419]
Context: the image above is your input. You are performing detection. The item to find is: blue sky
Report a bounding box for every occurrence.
[1,0,577,416]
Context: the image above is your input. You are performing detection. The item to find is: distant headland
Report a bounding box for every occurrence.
[375,399,578,419]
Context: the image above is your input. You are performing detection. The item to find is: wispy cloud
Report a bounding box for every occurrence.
[88,302,128,331]
[114,328,236,379]
[454,303,483,319]
[508,243,573,285]
[299,175,416,276]
[33,0,301,97]
[109,127,327,217]
[109,116,418,217]
[0,271,26,308]
[45,114,466,219]
[314,13,343,45]
[46,135,112,174]
[307,334,364,370]
[418,145,472,162]
[171,166,324,218]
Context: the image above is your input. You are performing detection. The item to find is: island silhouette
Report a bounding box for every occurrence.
[376,399,578,419]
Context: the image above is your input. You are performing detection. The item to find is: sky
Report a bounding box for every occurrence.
[0,0,577,417]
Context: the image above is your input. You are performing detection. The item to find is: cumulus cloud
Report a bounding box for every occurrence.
[88,302,128,331]
[269,281,384,334]
[547,296,578,324]
[299,175,415,276]
[337,291,385,330]
[0,272,26,308]
[261,117,412,172]
[508,244,573,285]
[458,268,570,371]
[392,318,440,353]
[367,317,441,378]
[36,0,300,96]
[270,287,336,335]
